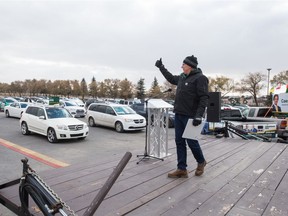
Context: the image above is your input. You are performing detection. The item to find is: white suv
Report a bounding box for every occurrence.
[59,100,86,118]
[20,105,89,143]
[86,103,146,132]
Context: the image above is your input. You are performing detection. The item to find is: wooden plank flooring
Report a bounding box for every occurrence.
[1,136,288,216]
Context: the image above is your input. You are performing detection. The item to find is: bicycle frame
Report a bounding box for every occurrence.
[19,158,68,216]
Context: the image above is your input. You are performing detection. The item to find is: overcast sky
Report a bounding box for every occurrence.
[0,0,287,94]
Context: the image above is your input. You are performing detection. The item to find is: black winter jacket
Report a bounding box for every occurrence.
[159,66,209,118]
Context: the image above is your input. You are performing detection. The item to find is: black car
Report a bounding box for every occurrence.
[84,98,104,110]
[130,103,175,128]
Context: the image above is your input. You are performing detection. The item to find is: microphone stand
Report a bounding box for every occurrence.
[136,89,172,164]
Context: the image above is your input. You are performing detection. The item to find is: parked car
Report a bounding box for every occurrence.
[0,97,18,111]
[59,100,86,117]
[242,106,272,118]
[86,103,146,132]
[24,97,49,105]
[20,105,89,143]
[84,98,104,110]
[130,103,175,128]
[67,98,85,107]
[220,106,246,121]
[4,101,30,118]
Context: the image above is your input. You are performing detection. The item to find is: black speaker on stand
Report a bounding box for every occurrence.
[207,92,221,122]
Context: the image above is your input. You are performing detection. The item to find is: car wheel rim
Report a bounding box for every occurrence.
[48,129,55,142]
[89,118,94,126]
[21,123,27,134]
[116,123,123,132]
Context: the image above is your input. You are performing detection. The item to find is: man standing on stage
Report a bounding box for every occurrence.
[155,55,209,178]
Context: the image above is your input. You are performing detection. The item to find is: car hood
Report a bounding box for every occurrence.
[119,114,145,120]
[65,106,85,110]
[48,118,86,125]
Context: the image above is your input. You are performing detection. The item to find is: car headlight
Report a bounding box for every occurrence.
[56,125,69,130]
[124,119,133,122]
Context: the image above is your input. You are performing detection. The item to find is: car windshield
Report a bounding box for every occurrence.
[6,99,15,103]
[65,101,78,106]
[46,107,72,119]
[20,103,28,108]
[114,106,136,115]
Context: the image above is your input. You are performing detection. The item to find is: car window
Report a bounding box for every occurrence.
[221,109,242,118]
[114,106,136,115]
[257,108,272,117]
[46,108,71,119]
[89,104,97,111]
[20,103,28,108]
[37,108,45,117]
[248,109,255,117]
[6,99,15,103]
[95,105,106,113]
[26,107,38,116]
[46,108,57,118]
[131,104,144,111]
[106,107,115,115]
[65,101,78,106]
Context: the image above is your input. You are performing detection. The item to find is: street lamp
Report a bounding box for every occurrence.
[267,68,272,95]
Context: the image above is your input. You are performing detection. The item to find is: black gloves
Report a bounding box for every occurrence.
[155,58,163,68]
[192,118,202,126]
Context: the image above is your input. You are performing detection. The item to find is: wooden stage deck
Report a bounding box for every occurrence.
[1,136,288,216]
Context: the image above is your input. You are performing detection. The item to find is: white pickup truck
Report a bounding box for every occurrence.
[207,107,277,139]
[243,107,288,140]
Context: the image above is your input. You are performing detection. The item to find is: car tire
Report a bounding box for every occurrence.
[88,117,95,127]
[115,121,124,133]
[5,110,10,118]
[47,128,58,143]
[21,122,30,135]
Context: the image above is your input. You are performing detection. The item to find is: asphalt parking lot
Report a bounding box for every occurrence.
[0,112,175,215]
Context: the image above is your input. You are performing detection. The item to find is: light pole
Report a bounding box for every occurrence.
[267,68,272,95]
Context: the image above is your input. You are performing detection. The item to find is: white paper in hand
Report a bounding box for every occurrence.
[182,119,205,139]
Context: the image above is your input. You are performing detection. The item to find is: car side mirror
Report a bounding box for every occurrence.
[39,116,46,120]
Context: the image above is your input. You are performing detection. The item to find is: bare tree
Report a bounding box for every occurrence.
[270,70,288,86]
[237,72,266,106]
[208,76,234,97]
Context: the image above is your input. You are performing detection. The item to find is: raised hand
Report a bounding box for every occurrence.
[155,58,163,68]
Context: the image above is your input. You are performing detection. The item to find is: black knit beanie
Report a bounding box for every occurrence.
[183,55,198,68]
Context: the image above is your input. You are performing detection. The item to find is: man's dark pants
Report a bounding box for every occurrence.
[174,113,205,170]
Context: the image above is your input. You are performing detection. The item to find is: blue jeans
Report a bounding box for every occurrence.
[174,113,205,170]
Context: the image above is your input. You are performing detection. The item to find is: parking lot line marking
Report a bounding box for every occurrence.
[0,138,69,168]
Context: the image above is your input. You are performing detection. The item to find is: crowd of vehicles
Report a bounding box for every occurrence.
[0,96,163,143]
[2,94,288,143]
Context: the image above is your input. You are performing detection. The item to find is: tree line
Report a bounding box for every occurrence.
[0,70,287,105]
